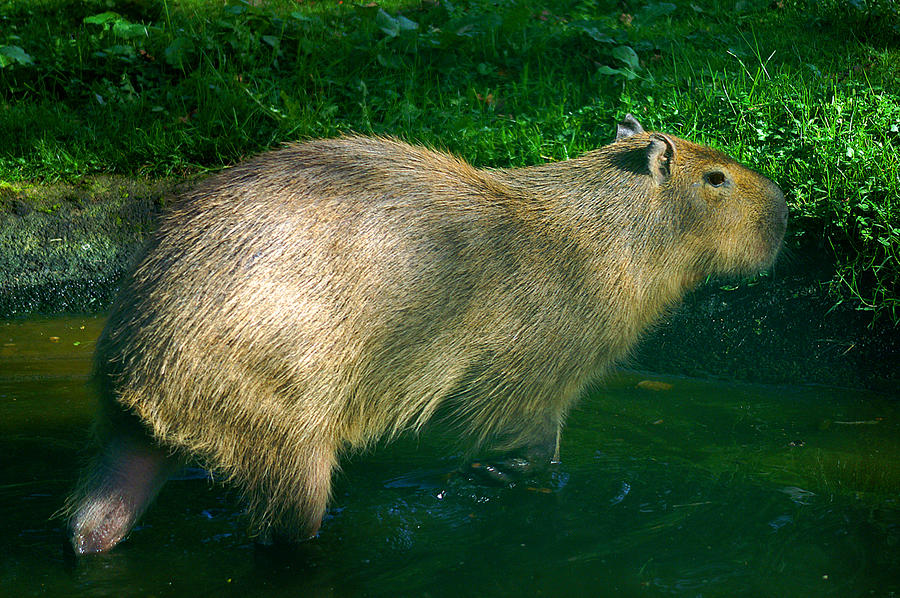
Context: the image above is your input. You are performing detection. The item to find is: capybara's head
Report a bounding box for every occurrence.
[614,114,788,277]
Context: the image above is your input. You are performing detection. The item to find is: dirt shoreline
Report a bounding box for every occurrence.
[2,176,896,392]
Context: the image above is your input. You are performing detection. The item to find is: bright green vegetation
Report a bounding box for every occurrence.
[1,0,898,322]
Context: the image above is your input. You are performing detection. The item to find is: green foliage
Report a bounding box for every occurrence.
[0,0,898,322]
[0,0,642,174]
[0,45,33,67]
[804,0,900,44]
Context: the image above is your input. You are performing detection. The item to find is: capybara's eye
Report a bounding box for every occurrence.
[705,171,727,187]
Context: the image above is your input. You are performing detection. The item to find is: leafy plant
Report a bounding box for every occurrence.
[0,45,33,68]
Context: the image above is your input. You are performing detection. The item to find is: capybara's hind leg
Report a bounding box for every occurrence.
[68,432,177,554]
[254,442,336,546]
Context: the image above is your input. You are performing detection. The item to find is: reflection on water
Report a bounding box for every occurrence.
[1,316,898,597]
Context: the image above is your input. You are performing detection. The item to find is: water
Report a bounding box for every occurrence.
[1,316,898,597]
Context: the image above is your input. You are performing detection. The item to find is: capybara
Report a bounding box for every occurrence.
[66,115,787,554]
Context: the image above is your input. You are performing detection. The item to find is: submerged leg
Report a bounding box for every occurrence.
[469,421,562,485]
[68,432,178,555]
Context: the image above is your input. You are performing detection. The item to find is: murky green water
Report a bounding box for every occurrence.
[1,316,898,597]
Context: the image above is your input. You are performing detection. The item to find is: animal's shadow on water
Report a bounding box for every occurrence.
[4,318,896,596]
[18,375,900,597]
[53,418,872,597]
[60,441,580,597]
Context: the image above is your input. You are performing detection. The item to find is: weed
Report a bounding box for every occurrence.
[0,0,897,322]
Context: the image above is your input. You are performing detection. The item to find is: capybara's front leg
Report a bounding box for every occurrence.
[67,432,178,554]
[469,423,561,485]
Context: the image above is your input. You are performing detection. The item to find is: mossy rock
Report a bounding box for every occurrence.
[0,176,180,315]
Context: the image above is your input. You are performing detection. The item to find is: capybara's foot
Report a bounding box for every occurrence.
[468,455,558,486]
[70,494,136,554]
[67,434,176,554]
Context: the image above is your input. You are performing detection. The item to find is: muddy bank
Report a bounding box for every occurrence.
[0,176,177,314]
[632,259,899,394]
[1,177,896,391]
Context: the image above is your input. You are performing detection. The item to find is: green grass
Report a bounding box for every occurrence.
[0,0,898,322]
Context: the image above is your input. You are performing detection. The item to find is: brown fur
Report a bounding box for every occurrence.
[66,115,787,553]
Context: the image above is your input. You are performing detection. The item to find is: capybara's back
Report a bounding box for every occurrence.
[67,115,787,554]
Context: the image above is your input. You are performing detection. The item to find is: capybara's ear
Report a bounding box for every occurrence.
[616,114,645,140]
[647,133,676,184]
